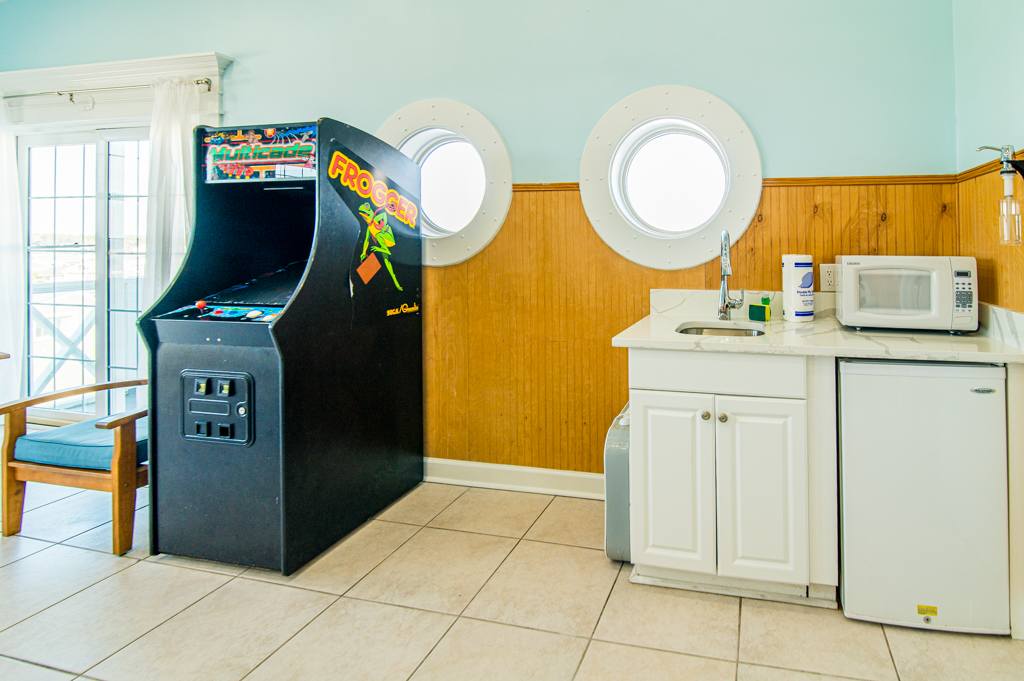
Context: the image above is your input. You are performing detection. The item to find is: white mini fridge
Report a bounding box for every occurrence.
[839,360,1009,634]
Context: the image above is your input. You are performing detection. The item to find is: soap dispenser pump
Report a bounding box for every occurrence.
[978,145,1023,245]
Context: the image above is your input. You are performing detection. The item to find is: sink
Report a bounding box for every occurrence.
[676,320,766,337]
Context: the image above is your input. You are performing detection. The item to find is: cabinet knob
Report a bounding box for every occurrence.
[701,410,711,421]
[718,413,729,423]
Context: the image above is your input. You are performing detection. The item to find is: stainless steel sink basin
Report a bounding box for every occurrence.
[676,321,766,337]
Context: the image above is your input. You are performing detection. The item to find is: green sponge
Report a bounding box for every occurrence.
[748,296,772,322]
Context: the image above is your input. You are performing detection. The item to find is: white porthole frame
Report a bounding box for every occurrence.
[378,99,513,266]
[580,85,762,270]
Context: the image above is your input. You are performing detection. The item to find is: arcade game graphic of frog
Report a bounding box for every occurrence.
[357,202,403,291]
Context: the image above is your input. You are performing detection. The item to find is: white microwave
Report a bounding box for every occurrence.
[835,255,978,332]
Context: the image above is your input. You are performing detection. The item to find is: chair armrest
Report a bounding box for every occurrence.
[0,379,148,415]
[94,409,148,430]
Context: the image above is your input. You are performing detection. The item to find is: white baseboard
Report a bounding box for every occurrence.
[424,457,604,500]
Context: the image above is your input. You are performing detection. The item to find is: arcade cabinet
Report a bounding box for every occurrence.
[139,119,423,574]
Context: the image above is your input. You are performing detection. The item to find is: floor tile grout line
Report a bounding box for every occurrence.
[0,537,58,568]
[738,661,887,681]
[735,598,743,681]
[21,487,87,514]
[570,561,624,681]
[56,504,150,549]
[881,625,902,681]
[79,573,243,678]
[570,638,594,681]
[0,651,86,677]
[18,500,150,548]
[587,635,751,667]
[402,494,557,681]
[380,518,606,550]
[401,493,561,679]
[0,550,139,635]
[237,594,341,681]
[401,609,460,681]
[586,561,623,640]
[58,484,470,680]
[377,483,470,528]
[235,505,446,681]
[0,569,236,678]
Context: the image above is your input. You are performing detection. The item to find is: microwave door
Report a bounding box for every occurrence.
[852,267,947,328]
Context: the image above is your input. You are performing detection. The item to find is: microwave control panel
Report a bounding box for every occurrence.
[953,269,975,313]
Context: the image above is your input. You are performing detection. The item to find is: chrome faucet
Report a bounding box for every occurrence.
[718,229,743,320]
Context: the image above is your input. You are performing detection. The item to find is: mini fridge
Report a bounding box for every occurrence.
[839,360,1010,634]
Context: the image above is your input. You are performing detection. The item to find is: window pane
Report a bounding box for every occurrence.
[108,141,127,195]
[28,304,56,358]
[29,357,56,396]
[28,251,56,303]
[109,367,147,413]
[29,198,55,246]
[54,197,84,246]
[83,197,96,246]
[53,359,85,410]
[624,131,727,233]
[109,310,139,369]
[137,197,148,253]
[109,140,142,196]
[109,253,140,310]
[419,139,486,234]
[138,141,150,194]
[53,251,86,306]
[110,197,141,251]
[29,146,55,197]
[55,145,85,196]
[84,145,96,196]
[54,305,90,359]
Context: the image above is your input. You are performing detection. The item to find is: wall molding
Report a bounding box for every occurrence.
[511,157,1017,193]
[762,174,955,187]
[424,457,605,499]
[957,149,1024,183]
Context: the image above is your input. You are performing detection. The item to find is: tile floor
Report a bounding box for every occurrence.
[1,482,1023,680]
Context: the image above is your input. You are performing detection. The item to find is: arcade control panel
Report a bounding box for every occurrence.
[181,370,253,445]
[159,301,284,322]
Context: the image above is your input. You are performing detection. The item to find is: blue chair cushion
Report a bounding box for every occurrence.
[14,416,148,471]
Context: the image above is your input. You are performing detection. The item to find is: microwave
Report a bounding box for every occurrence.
[835,255,978,332]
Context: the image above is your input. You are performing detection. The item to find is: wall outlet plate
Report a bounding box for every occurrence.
[819,263,837,292]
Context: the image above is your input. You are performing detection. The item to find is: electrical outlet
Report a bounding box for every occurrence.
[820,263,837,292]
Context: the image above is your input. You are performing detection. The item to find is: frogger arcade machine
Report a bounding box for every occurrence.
[139,119,422,574]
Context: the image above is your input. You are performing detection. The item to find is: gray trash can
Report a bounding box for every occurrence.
[604,403,630,562]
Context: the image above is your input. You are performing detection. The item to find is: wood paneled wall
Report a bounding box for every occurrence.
[957,161,1024,312]
[424,179,959,473]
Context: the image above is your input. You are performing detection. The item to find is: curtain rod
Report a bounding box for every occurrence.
[2,77,212,103]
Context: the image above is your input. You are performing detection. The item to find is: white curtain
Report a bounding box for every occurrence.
[141,79,201,308]
[0,94,25,402]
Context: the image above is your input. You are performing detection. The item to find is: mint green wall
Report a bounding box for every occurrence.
[0,0,956,180]
[953,0,1024,171]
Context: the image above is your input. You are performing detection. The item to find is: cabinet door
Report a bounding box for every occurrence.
[629,389,717,574]
[715,395,808,585]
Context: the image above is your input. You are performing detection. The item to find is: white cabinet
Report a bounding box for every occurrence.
[628,389,716,573]
[715,395,808,585]
[630,387,809,586]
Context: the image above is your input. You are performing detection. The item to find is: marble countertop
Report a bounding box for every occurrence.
[612,290,1024,364]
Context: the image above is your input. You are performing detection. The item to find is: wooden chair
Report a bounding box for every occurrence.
[1,379,149,555]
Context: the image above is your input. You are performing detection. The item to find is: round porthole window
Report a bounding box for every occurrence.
[580,86,762,270]
[399,129,487,237]
[379,100,512,266]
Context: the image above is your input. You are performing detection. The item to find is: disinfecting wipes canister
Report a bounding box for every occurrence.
[782,254,814,322]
